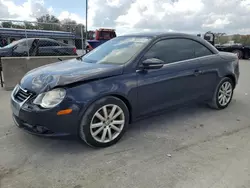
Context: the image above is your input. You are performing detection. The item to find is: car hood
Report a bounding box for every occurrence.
[20,58,124,93]
[0,47,11,57]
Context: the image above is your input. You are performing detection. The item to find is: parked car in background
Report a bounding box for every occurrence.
[0,38,77,57]
[11,32,239,148]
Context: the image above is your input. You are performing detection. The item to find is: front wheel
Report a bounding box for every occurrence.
[79,96,129,148]
[208,77,234,110]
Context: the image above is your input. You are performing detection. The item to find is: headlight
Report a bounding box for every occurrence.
[33,88,66,108]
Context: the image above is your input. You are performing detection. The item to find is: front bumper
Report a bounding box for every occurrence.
[12,114,71,137]
[11,86,81,137]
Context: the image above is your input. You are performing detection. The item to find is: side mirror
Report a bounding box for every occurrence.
[141,58,164,70]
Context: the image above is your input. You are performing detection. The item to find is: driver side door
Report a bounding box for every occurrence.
[136,38,203,117]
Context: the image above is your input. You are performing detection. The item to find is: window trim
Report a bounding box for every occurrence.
[193,39,214,57]
[136,37,215,68]
[162,54,217,68]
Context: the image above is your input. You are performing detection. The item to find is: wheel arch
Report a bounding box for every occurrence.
[225,74,236,89]
[110,94,133,124]
[80,93,133,124]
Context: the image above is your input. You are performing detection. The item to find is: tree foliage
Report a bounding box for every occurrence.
[215,33,250,45]
[1,14,87,38]
[2,21,12,28]
[36,14,61,30]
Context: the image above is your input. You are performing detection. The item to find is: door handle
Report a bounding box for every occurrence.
[194,70,202,76]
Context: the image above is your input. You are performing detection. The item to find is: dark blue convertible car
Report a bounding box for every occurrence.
[11,32,240,147]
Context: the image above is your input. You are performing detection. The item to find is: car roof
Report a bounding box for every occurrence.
[22,38,57,41]
[121,32,196,38]
[120,32,219,54]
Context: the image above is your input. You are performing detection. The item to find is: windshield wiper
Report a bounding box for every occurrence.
[76,55,83,61]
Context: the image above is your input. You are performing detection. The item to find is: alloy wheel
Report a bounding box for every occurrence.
[90,104,125,143]
[218,81,233,106]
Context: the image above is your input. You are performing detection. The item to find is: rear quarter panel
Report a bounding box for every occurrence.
[195,53,239,97]
[217,53,239,85]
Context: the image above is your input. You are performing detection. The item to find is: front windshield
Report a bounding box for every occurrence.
[82,36,152,65]
[2,38,26,49]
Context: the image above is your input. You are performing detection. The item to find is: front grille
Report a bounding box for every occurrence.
[14,86,32,103]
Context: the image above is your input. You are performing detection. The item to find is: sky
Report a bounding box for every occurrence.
[0,0,250,35]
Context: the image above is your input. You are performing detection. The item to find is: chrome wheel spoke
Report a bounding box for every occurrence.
[225,82,230,90]
[110,124,121,132]
[93,126,104,137]
[91,122,103,129]
[219,97,223,104]
[109,105,117,119]
[223,96,226,105]
[101,128,108,142]
[226,89,232,94]
[221,84,226,91]
[218,93,223,99]
[95,112,105,121]
[107,127,112,141]
[111,109,123,121]
[112,120,125,125]
[102,106,108,119]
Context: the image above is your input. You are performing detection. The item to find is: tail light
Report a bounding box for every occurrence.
[73,47,77,54]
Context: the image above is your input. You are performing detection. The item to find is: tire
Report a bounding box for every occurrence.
[243,52,249,59]
[232,49,243,59]
[79,96,129,148]
[208,77,234,110]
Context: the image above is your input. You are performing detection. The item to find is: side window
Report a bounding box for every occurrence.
[39,40,59,47]
[193,42,213,58]
[13,41,28,53]
[143,38,195,64]
[100,31,111,39]
[13,39,33,54]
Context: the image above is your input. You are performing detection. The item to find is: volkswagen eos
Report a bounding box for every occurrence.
[11,32,240,147]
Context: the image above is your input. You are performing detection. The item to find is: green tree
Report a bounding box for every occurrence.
[239,35,250,45]
[2,21,26,29]
[214,32,226,44]
[232,34,241,43]
[24,21,38,29]
[219,36,229,44]
[60,19,86,38]
[60,19,77,32]
[36,14,61,31]
[2,21,12,28]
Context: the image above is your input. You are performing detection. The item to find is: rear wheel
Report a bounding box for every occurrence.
[79,96,129,148]
[208,77,234,110]
[232,49,243,59]
[243,52,249,59]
